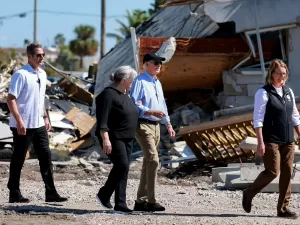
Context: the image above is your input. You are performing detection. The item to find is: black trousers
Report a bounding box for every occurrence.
[8,126,56,194]
[98,136,133,208]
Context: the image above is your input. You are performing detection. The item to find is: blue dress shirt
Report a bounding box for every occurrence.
[130,72,170,124]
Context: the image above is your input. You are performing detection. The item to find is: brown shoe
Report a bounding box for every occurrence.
[278,209,297,219]
[242,190,252,213]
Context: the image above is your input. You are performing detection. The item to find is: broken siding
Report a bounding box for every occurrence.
[286,27,300,96]
[94,4,217,101]
[201,0,300,32]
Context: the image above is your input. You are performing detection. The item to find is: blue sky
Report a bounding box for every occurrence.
[0,0,153,54]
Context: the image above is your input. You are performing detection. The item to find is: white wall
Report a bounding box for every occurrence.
[287,27,300,96]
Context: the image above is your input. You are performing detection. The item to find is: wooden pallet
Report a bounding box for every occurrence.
[178,104,300,162]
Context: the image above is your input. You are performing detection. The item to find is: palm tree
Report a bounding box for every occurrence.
[107,9,148,44]
[149,0,167,15]
[24,39,31,47]
[54,33,66,48]
[69,25,99,69]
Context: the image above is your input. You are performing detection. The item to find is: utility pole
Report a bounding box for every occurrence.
[100,0,106,57]
[33,0,37,43]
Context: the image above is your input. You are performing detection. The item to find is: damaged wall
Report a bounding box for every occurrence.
[93,3,218,112]
[201,0,300,32]
[287,27,300,96]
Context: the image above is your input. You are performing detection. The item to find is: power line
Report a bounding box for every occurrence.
[0,11,31,20]
[0,10,123,20]
[38,9,122,18]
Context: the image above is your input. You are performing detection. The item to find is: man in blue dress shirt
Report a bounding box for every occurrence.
[130,52,176,212]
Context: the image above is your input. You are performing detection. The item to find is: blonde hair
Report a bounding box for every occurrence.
[265,59,289,85]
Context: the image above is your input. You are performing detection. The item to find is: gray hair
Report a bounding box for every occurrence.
[110,65,137,84]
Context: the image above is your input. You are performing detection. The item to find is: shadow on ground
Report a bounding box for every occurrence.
[1,205,275,219]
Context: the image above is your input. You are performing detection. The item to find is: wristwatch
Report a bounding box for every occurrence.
[43,115,48,119]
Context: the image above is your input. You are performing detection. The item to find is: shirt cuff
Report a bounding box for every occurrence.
[139,106,150,117]
[253,121,263,128]
[293,119,300,127]
[161,116,170,124]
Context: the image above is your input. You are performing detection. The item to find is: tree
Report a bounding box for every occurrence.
[24,39,30,47]
[149,0,167,15]
[55,45,79,71]
[54,33,66,48]
[69,25,99,69]
[106,9,148,44]
[107,0,167,44]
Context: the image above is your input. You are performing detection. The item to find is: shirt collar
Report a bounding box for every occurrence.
[24,63,41,74]
[144,71,157,82]
[106,86,123,94]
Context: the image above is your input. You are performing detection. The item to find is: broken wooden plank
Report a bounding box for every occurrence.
[71,135,94,152]
[65,107,96,138]
[178,103,300,162]
[58,79,93,105]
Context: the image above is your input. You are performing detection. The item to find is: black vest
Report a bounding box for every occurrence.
[262,85,294,143]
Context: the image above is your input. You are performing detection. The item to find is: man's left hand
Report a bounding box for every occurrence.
[167,126,176,139]
[44,117,51,132]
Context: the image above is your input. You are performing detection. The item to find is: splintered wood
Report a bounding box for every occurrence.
[179,103,300,162]
[65,107,96,138]
[178,113,256,162]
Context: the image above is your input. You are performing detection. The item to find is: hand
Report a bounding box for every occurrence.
[103,139,112,155]
[16,120,26,135]
[152,110,166,119]
[256,142,265,157]
[167,126,176,139]
[44,117,51,132]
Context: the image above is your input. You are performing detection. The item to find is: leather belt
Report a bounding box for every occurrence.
[138,118,159,125]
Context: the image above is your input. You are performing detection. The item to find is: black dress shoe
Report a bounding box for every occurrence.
[242,190,252,213]
[96,194,113,209]
[278,209,298,219]
[133,201,147,211]
[9,190,30,203]
[46,192,68,202]
[114,205,133,213]
[147,202,165,212]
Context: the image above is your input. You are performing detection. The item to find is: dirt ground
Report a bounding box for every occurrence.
[1,161,300,225]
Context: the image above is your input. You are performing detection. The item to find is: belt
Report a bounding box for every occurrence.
[138,118,159,125]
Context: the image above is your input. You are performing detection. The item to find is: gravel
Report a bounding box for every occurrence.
[0,162,300,224]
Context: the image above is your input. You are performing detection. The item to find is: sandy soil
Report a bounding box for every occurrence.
[0,161,300,225]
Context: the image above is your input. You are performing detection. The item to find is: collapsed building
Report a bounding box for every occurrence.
[94,0,300,164]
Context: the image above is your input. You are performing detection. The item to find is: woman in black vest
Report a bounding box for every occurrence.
[95,66,138,213]
[242,59,300,218]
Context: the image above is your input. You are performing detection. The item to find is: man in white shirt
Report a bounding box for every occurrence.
[6,43,67,203]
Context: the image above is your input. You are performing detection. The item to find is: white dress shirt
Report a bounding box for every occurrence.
[9,64,47,128]
[253,85,300,128]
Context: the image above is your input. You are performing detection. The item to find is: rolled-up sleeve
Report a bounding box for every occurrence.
[290,89,300,126]
[95,90,113,131]
[9,72,25,98]
[253,88,268,128]
[130,79,149,117]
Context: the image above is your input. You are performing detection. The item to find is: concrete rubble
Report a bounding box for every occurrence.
[210,136,300,193]
[0,60,198,171]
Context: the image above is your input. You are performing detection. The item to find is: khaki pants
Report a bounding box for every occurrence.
[244,142,294,213]
[135,122,160,204]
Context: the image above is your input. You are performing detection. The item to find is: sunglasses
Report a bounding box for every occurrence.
[35,53,45,58]
[149,60,162,66]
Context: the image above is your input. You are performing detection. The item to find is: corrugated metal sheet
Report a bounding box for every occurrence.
[161,0,204,7]
[201,0,300,32]
[93,4,218,107]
